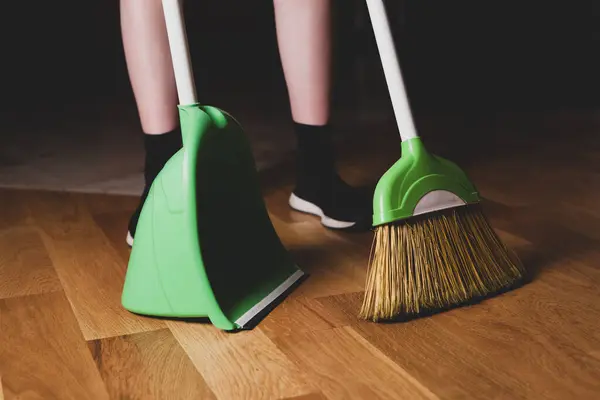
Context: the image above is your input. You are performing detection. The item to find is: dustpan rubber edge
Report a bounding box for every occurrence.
[233,270,307,330]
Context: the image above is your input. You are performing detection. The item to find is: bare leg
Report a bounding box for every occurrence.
[120,0,178,133]
[120,0,183,244]
[274,0,371,231]
[274,0,331,126]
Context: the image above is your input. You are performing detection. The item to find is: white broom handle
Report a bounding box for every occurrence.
[162,0,198,105]
[365,0,419,141]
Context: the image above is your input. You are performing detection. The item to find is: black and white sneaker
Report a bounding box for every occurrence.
[288,175,373,232]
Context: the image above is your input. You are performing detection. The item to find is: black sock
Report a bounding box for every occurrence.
[293,122,336,196]
[292,122,372,227]
[128,127,183,238]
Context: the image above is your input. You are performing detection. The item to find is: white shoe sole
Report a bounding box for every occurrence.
[288,193,356,229]
[126,231,134,247]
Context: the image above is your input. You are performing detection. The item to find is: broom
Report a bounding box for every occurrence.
[359,0,526,322]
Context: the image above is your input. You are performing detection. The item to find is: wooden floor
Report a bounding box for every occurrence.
[1,110,600,399]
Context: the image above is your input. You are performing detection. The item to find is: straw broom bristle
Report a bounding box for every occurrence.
[359,203,526,322]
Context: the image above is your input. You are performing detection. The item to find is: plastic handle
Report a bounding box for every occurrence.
[365,0,418,141]
[162,0,198,105]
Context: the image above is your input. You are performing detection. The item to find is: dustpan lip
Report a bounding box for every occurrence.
[234,270,306,329]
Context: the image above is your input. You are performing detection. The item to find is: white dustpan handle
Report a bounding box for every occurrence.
[162,0,198,105]
[365,0,418,141]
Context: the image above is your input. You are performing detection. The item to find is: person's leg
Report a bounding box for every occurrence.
[273,0,371,231]
[121,0,183,245]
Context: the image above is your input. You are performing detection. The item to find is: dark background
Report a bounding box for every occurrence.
[0,0,599,127]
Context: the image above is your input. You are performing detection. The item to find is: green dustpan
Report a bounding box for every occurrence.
[121,0,305,331]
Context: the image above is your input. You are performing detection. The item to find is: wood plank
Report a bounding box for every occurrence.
[483,201,591,264]
[286,242,364,299]
[0,226,61,299]
[78,192,138,215]
[24,190,164,340]
[90,210,134,265]
[316,287,600,399]
[258,297,337,338]
[551,202,600,243]
[282,393,328,400]
[432,280,600,399]
[168,321,314,399]
[269,215,364,299]
[271,326,438,400]
[266,184,375,289]
[0,188,32,229]
[313,293,531,399]
[0,292,109,399]
[82,192,138,264]
[88,329,215,400]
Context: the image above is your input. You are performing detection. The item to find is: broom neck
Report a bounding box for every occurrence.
[366,0,419,142]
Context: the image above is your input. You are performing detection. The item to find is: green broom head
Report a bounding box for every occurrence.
[360,137,526,322]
